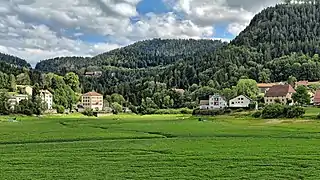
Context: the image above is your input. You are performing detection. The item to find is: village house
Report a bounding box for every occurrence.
[313,90,320,106]
[16,85,33,96]
[40,90,53,110]
[257,83,279,94]
[200,94,227,109]
[264,84,296,105]
[8,94,28,109]
[84,71,102,77]
[82,92,104,111]
[229,95,252,108]
[295,80,320,88]
[199,100,210,110]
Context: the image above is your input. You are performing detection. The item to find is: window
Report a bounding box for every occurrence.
[231,102,235,104]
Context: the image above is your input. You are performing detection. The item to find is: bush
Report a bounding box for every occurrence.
[252,111,262,118]
[192,109,226,116]
[262,104,285,119]
[262,104,305,119]
[317,113,320,119]
[284,106,305,118]
[82,108,94,116]
[234,108,244,112]
[55,105,65,114]
[154,108,193,115]
[249,103,257,110]
[224,109,232,114]
[180,108,193,114]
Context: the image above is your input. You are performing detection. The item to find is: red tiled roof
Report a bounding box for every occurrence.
[295,81,308,86]
[314,90,320,103]
[83,92,103,97]
[265,85,296,97]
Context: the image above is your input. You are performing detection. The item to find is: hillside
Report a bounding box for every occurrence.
[35,39,227,73]
[232,3,320,59]
[0,53,31,69]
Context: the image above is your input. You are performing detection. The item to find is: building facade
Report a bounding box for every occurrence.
[82,92,104,111]
[8,94,28,109]
[40,90,53,110]
[264,85,296,105]
[229,95,252,108]
[209,94,228,109]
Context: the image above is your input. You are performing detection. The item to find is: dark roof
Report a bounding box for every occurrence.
[265,85,296,97]
[83,92,103,97]
[314,90,320,103]
[200,100,209,105]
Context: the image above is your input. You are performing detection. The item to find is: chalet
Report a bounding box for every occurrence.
[264,85,296,105]
[229,95,252,108]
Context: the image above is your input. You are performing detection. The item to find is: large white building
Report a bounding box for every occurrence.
[229,95,252,108]
[200,94,227,109]
[40,90,53,110]
[82,92,104,111]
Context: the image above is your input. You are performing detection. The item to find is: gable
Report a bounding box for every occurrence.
[230,95,251,102]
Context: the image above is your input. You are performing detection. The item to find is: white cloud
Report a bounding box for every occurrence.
[0,0,282,66]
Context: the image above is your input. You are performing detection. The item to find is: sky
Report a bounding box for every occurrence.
[0,0,282,66]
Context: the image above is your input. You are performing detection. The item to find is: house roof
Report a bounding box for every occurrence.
[199,100,209,105]
[257,83,279,88]
[314,90,320,103]
[40,90,52,95]
[230,95,252,101]
[295,81,308,86]
[83,92,103,97]
[265,85,296,97]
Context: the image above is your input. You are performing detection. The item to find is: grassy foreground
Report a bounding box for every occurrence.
[1,110,320,179]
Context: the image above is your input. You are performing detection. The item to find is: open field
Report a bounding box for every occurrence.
[1,110,320,179]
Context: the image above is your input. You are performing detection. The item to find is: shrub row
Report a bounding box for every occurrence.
[154,108,193,115]
[256,104,305,119]
[192,108,231,116]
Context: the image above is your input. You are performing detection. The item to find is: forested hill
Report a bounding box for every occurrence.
[35,39,227,73]
[232,3,320,59]
[0,53,31,68]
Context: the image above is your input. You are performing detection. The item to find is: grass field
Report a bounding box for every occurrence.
[1,109,320,179]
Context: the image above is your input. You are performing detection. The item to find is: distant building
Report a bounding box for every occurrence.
[313,90,320,106]
[257,83,279,94]
[8,94,28,109]
[264,85,296,105]
[16,85,33,96]
[172,88,185,94]
[295,80,320,88]
[85,71,102,77]
[82,92,103,111]
[40,90,53,110]
[229,95,252,108]
[199,100,210,110]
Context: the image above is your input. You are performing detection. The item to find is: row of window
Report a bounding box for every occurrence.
[266,99,286,103]
[231,101,244,104]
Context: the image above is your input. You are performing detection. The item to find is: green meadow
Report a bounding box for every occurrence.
[1,109,320,179]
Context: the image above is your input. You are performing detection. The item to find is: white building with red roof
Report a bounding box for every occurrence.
[82,91,104,111]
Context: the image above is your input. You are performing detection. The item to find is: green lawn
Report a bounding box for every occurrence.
[1,111,320,179]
